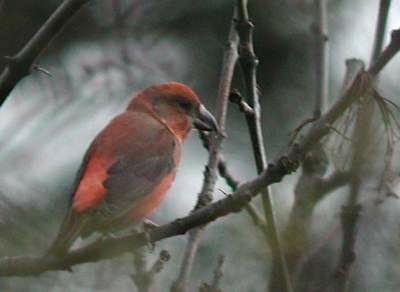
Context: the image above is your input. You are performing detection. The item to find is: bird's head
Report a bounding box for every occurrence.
[127,82,218,141]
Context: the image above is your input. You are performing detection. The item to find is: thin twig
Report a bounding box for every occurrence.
[32,64,52,77]
[289,117,318,146]
[229,89,255,116]
[0,0,90,105]
[311,0,329,118]
[199,254,225,292]
[131,249,171,292]
[171,7,239,292]
[211,254,225,290]
[235,1,292,291]
[199,131,266,227]
[131,248,152,292]
[368,28,400,76]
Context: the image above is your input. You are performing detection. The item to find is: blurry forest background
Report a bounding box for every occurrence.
[1,0,400,291]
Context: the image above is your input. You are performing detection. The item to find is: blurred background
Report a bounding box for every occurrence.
[0,0,400,291]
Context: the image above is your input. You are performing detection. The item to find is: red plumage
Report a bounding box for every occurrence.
[47,82,217,256]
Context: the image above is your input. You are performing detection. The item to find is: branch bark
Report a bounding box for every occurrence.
[199,131,266,228]
[311,0,329,118]
[370,0,392,65]
[131,249,170,292]
[235,1,292,291]
[199,254,225,292]
[171,7,239,292]
[0,0,89,105]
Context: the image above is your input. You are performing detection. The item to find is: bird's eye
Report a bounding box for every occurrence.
[177,100,193,112]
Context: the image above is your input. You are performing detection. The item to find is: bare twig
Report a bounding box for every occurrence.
[235,1,292,291]
[289,117,318,146]
[211,255,225,290]
[199,131,266,228]
[131,249,171,292]
[149,250,171,275]
[311,0,329,118]
[370,0,392,65]
[199,254,225,292]
[171,7,239,292]
[229,89,255,116]
[368,28,400,76]
[0,0,90,105]
[131,248,152,292]
[32,64,52,77]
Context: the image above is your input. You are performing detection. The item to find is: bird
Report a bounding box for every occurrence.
[46,81,218,257]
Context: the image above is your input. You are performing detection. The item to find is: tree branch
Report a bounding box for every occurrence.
[199,254,225,292]
[368,28,400,76]
[370,0,392,65]
[0,0,89,105]
[171,7,239,292]
[311,0,329,118]
[131,249,170,292]
[199,131,266,228]
[235,1,292,291]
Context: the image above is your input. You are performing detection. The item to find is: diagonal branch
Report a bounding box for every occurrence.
[368,28,400,76]
[0,0,90,105]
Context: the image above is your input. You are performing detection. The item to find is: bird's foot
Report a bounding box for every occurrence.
[143,218,160,231]
[100,232,118,241]
[142,219,159,251]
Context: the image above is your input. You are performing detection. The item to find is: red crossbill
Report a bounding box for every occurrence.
[47,82,217,256]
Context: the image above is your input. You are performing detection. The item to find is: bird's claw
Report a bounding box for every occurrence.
[100,232,117,241]
[142,219,159,251]
[143,218,160,231]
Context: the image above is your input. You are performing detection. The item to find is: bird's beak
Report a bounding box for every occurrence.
[193,104,218,132]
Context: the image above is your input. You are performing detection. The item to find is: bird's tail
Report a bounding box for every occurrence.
[44,210,84,258]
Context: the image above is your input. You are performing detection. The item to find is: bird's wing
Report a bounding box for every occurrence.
[72,111,178,221]
[101,131,176,217]
[48,111,178,255]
